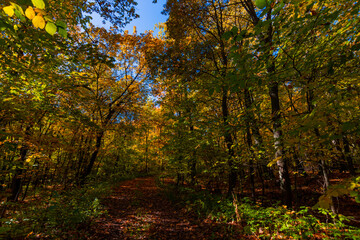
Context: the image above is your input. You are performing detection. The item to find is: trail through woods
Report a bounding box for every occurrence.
[89,177,243,240]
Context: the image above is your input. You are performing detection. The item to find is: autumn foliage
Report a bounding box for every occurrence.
[0,0,360,239]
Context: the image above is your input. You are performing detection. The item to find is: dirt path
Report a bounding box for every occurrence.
[89,177,240,240]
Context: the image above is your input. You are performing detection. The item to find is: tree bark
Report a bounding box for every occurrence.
[244,88,256,202]
[343,136,355,175]
[80,131,104,185]
[8,144,28,202]
[189,125,196,185]
[307,83,336,214]
[222,89,237,197]
[8,126,31,202]
[269,81,292,208]
[241,2,292,207]
[145,129,149,173]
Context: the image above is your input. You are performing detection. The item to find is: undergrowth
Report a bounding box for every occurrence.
[0,174,141,239]
[158,182,360,239]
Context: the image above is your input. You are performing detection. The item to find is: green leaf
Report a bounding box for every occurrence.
[342,121,356,132]
[208,88,214,96]
[56,20,67,29]
[349,191,358,197]
[10,2,24,15]
[45,22,57,35]
[44,15,52,22]
[222,31,232,40]
[255,0,267,9]
[238,78,246,89]
[273,1,285,15]
[0,20,11,31]
[31,0,45,9]
[230,26,238,34]
[327,62,335,75]
[58,27,67,38]
[14,9,26,21]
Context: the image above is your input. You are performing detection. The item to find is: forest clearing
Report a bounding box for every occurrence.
[1,0,360,239]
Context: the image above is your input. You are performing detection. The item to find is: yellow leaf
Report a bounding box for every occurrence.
[267,156,281,167]
[45,22,57,35]
[25,6,35,20]
[32,0,45,10]
[32,15,45,29]
[3,6,14,17]
[34,8,46,15]
[350,182,360,189]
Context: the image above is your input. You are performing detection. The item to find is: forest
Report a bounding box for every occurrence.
[1,0,360,239]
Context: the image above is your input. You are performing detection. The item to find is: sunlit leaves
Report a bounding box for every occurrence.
[3,6,15,17]
[11,2,24,15]
[31,0,46,10]
[25,7,36,20]
[2,2,26,21]
[32,15,45,29]
[45,22,57,35]
[34,8,47,16]
[0,2,148,231]
[2,1,68,37]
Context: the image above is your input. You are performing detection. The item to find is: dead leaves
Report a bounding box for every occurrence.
[90,177,242,239]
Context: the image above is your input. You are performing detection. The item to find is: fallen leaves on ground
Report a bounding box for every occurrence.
[89,177,246,240]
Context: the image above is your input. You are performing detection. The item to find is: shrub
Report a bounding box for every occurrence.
[160,185,360,239]
[0,182,110,239]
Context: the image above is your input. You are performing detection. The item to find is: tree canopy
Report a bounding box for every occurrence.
[1,0,360,239]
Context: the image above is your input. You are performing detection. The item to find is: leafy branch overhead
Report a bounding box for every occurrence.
[2,0,67,37]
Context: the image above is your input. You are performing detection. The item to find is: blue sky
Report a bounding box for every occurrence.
[92,0,168,34]
[125,0,168,34]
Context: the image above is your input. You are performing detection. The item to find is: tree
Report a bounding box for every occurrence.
[0,0,143,200]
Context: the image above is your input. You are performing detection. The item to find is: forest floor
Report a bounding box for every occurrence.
[89,177,244,240]
[85,174,360,240]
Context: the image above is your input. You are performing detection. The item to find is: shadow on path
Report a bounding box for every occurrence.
[89,177,242,240]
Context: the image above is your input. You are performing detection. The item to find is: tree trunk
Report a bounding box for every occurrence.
[269,81,292,208]
[308,84,335,214]
[246,126,256,202]
[8,144,28,202]
[222,89,237,197]
[8,126,31,202]
[294,145,307,176]
[145,129,149,173]
[80,131,104,185]
[320,158,336,214]
[244,88,256,202]
[241,5,292,207]
[343,136,355,175]
[189,125,196,185]
[75,135,87,181]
